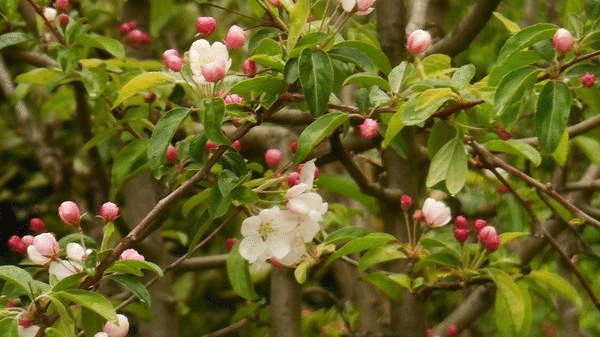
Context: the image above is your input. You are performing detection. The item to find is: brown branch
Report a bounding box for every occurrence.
[432,100,485,118]
[538,49,600,82]
[428,0,502,56]
[519,114,600,145]
[200,318,252,337]
[24,0,66,45]
[558,179,600,192]
[173,255,227,272]
[467,138,600,229]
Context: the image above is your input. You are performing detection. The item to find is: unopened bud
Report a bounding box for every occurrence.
[290,140,298,153]
[413,210,425,222]
[29,218,46,233]
[296,163,319,178]
[43,7,58,21]
[454,216,469,229]
[498,185,510,194]
[21,235,34,247]
[286,172,301,187]
[58,201,81,228]
[99,202,120,222]
[119,21,137,35]
[225,25,245,50]
[552,28,574,53]
[453,228,469,243]
[224,238,237,251]
[406,29,431,55]
[8,236,26,254]
[400,194,412,210]
[445,324,458,337]
[195,17,217,36]
[224,94,244,104]
[359,118,379,139]
[581,73,596,88]
[232,140,242,151]
[33,233,60,257]
[473,219,488,233]
[103,314,130,337]
[53,0,69,11]
[120,249,145,261]
[202,59,227,83]
[242,60,257,78]
[144,92,157,103]
[59,14,69,27]
[485,235,500,252]
[165,145,178,164]
[265,149,283,169]
[162,49,183,72]
[204,141,218,153]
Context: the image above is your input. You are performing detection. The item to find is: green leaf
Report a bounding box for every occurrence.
[55,290,117,322]
[299,49,333,117]
[343,72,391,91]
[109,139,148,198]
[52,273,85,292]
[0,266,35,297]
[293,111,349,162]
[359,245,406,271]
[324,233,396,268]
[402,88,454,125]
[229,76,285,108]
[249,54,285,71]
[493,12,521,33]
[76,34,125,59]
[15,68,62,85]
[535,81,572,152]
[148,107,189,172]
[493,66,538,120]
[484,139,542,166]
[100,222,121,251]
[329,47,376,73]
[324,226,371,244]
[106,260,164,277]
[290,32,328,57]
[552,130,569,165]
[451,64,476,87]
[499,232,529,246]
[487,268,527,334]
[527,270,582,307]
[388,62,414,93]
[364,272,402,300]
[0,318,18,337]
[218,169,242,197]
[497,23,557,63]
[489,51,543,86]
[226,243,259,300]
[287,0,310,53]
[201,98,230,145]
[207,186,231,219]
[333,41,392,75]
[182,189,211,217]
[315,174,378,213]
[426,135,468,195]
[110,274,152,308]
[112,72,173,108]
[420,54,452,77]
[0,32,32,50]
[382,103,404,149]
[573,136,600,165]
[150,0,173,36]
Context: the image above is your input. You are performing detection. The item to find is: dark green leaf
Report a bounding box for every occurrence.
[110,274,152,308]
[535,81,571,152]
[76,34,125,59]
[229,76,286,108]
[343,72,391,91]
[493,66,538,120]
[109,139,148,198]
[359,245,406,271]
[299,49,333,117]
[226,243,259,300]
[293,111,349,162]
[324,226,371,244]
[497,23,557,63]
[55,290,117,322]
[0,266,35,298]
[324,233,396,268]
[527,270,582,307]
[148,107,190,172]
[364,272,402,300]
[426,135,468,195]
[484,139,542,166]
[201,98,229,145]
[333,41,392,75]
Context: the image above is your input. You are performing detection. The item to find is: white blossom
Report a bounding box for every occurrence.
[422,198,451,228]
[239,207,296,263]
[189,39,231,84]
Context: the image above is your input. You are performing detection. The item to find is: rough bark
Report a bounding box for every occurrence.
[270,268,302,337]
[375,0,408,65]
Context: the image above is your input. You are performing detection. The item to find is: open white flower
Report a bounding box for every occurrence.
[239,207,296,263]
[278,234,308,266]
[189,39,232,84]
[48,243,91,280]
[422,198,451,228]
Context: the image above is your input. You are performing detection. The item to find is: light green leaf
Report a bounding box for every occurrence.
[402,88,454,125]
[110,274,152,308]
[382,103,404,149]
[484,139,542,166]
[293,111,349,162]
[493,66,538,120]
[552,130,569,165]
[573,136,600,165]
[535,81,572,152]
[109,139,148,199]
[0,318,18,337]
[499,232,529,246]
[343,72,391,91]
[100,222,121,251]
[324,233,396,268]
[487,268,527,334]
[106,260,163,277]
[299,49,333,117]
[76,34,125,59]
[287,0,310,53]
[493,12,521,33]
[388,62,414,93]
[420,54,452,77]
[426,135,468,195]
[324,226,371,245]
[226,243,259,300]
[359,245,406,271]
[0,32,32,50]
[364,272,402,300]
[451,64,476,87]
[55,290,117,322]
[527,270,582,307]
[497,23,557,63]
[0,266,35,297]
[148,107,189,172]
[15,68,62,85]
[112,72,173,108]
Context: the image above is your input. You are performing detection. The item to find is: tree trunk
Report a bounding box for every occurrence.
[270,268,302,337]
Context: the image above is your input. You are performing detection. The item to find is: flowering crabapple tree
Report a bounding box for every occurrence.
[1,0,600,337]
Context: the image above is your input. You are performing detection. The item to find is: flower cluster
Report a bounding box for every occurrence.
[452,216,500,252]
[239,160,328,266]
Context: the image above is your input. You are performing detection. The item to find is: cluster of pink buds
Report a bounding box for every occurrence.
[162,49,183,72]
[552,28,574,53]
[224,94,244,105]
[119,20,150,48]
[453,216,500,251]
[359,118,379,139]
[581,73,596,88]
[453,216,469,243]
[407,29,432,55]
[8,235,33,254]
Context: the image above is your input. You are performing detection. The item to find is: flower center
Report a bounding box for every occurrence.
[258,221,275,239]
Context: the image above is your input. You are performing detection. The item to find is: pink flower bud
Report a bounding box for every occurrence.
[202,59,227,83]
[99,202,120,222]
[43,7,57,21]
[119,21,137,35]
[359,118,379,139]
[120,248,145,261]
[498,185,510,194]
[204,141,218,153]
[425,329,434,337]
[103,314,130,337]
[232,140,242,151]
[53,0,69,11]
[581,73,596,88]
[453,228,469,243]
[269,0,282,7]
[406,29,432,55]
[195,17,217,36]
[307,15,316,22]
[59,14,69,27]
[400,194,412,210]
[21,235,34,246]
[473,219,488,233]
[265,149,283,169]
[33,233,60,257]
[6,299,16,307]
[413,210,425,222]
[144,92,156,103]
[127,29,150,48]
[286,172,301,187]
[485,234,500,252]
[445,324,458,336]
[290,140,298,153]
[18,314,33,328]
[242,60,257,78]
[225,25,246,50]
[552,28,574,53]
[165,145,178,164]
[58,201,81,227]
[29,218,46,233]
[224,238,237,251]
[224,94,244,104]
[356,0,375,14]
[454,216,469,229]
[478,225,497,244]
[8,236,26,254]
[162,49,183,72]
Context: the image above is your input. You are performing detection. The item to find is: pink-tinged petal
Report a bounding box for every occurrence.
[27,246,51,265]
[103,314,129,337]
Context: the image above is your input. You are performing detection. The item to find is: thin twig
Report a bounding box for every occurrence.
[199,318,252,337]
[24,0,66,45]
[538,49,600,82]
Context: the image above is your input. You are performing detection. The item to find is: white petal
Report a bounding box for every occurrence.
[287,198,310,216]
[265,233,291,259]
[18,325,40,337]
[341,0,356,12]
[241,215,261,236]
[297,220,320,242]
[66,243,85,261]
[49,260,77,280]
[239,235,267,263]
[286,183,309,199]
[94,333,109,337]
[299,160,316,187]
[27,246,50,265]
